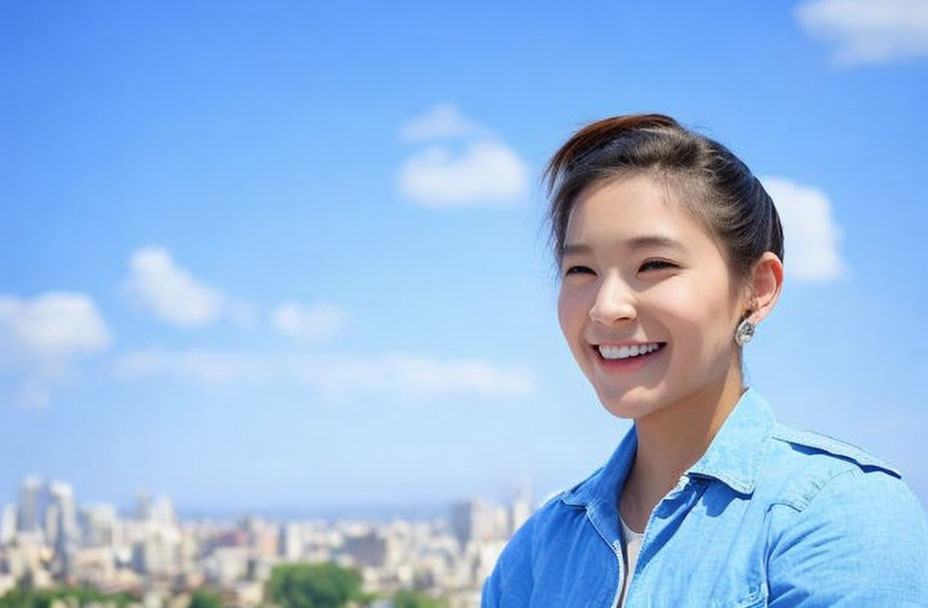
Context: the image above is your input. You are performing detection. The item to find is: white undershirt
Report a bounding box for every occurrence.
[618,512,645,607]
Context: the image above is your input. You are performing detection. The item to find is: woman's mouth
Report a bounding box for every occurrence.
[591,342,667,371]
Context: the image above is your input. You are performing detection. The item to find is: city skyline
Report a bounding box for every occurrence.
[0,472,530,606]
[2,475,539,525]
[3,1,928,513]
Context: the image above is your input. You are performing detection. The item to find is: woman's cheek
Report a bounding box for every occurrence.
[557,288,581,328]
[556,291,570,337]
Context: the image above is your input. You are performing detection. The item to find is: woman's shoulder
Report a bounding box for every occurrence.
[761,421,928,568]
[770,421,902,476]
[762,423,928,602]
[760,420,915,513]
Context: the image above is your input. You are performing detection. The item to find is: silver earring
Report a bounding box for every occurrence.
[734,318,756,346]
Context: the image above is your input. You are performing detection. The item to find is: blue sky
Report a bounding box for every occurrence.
[2,1,927,515]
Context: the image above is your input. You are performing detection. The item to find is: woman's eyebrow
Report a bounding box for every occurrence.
[562,235,688,257]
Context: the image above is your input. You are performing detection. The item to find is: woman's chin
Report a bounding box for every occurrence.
[598,393,656,420]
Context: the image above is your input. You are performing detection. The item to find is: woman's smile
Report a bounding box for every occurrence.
[592,341,668,372]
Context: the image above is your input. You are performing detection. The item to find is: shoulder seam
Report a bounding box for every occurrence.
[769,466,861,513]
[770,424,902,478]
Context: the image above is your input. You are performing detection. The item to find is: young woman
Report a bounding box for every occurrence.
[481,114,928,607]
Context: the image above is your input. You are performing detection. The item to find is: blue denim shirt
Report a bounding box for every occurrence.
[481,386,928,607]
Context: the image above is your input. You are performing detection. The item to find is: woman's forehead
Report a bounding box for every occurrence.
[565,178,708,250]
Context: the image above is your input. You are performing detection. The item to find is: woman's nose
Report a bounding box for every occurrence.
[588,275,637,325]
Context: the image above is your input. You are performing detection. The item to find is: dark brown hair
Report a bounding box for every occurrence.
[543,113,784,318]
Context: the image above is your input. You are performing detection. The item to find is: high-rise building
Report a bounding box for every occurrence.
[449,498,498,551]
[17,476,42,534]
[46,481,78,575]
[279,523,303,561]
[150,496,176,527]
[135,489,152,521]
[46,482,77,543]
[0,503,16,545]
[81,503,118,547]
[510,479,534,536]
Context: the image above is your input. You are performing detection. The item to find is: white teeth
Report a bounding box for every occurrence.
[598,343,662,360]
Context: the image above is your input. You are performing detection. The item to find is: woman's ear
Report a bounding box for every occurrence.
[744,252,784,324]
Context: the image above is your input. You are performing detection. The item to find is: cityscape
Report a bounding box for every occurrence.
[5,0,928,605]
[0,476,536,607]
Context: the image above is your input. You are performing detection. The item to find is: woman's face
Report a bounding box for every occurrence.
[557,174,745,421]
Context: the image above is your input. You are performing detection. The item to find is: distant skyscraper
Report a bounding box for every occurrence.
[510,478,534,536]
[0,503,16,545]
[81,503,118,547]
[279,523,302,561]
[46,482,77,538]
[17,476,42,534]
[450,498,497,550]
[136,489,152,521]
[46,481,78,574]
[493,504,511,540]
[151,496,176,527]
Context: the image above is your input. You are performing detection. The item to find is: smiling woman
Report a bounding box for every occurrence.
[481,114,928,607]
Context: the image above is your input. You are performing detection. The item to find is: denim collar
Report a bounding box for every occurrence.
[561,386,775,510]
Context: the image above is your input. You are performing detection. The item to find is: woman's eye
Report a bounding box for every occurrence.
[640,260,676,272]
[564,265,594,276]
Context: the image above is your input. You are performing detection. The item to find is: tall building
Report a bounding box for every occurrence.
[449,498,498,551]
[46,481,78,575]
[81,503,118,547]
[46,482,77,543]
[135,489,152,521]
[0,503,16,545]
[510,479,534,536]
[279,523,303,561]
[150,496,176,527]
[17,476,42,534]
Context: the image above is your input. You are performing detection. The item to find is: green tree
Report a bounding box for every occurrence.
[0,587,53,608]
[0,587,133,608]
[267,562,362,608]
[391,590,448,608]
[188,590,223,608]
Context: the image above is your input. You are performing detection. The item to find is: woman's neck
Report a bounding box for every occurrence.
[620,371,746,532]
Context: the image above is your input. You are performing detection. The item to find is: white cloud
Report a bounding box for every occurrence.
[397,105,530,208]
[760,176,847,281]
[398,141,529,207]
[124,246,224,327]
[113,349,535,402]
[795,0,928,65]
[271,301,345,344]
[399,103,489,142]
[0,292,111,360]
[0,292,112,407]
